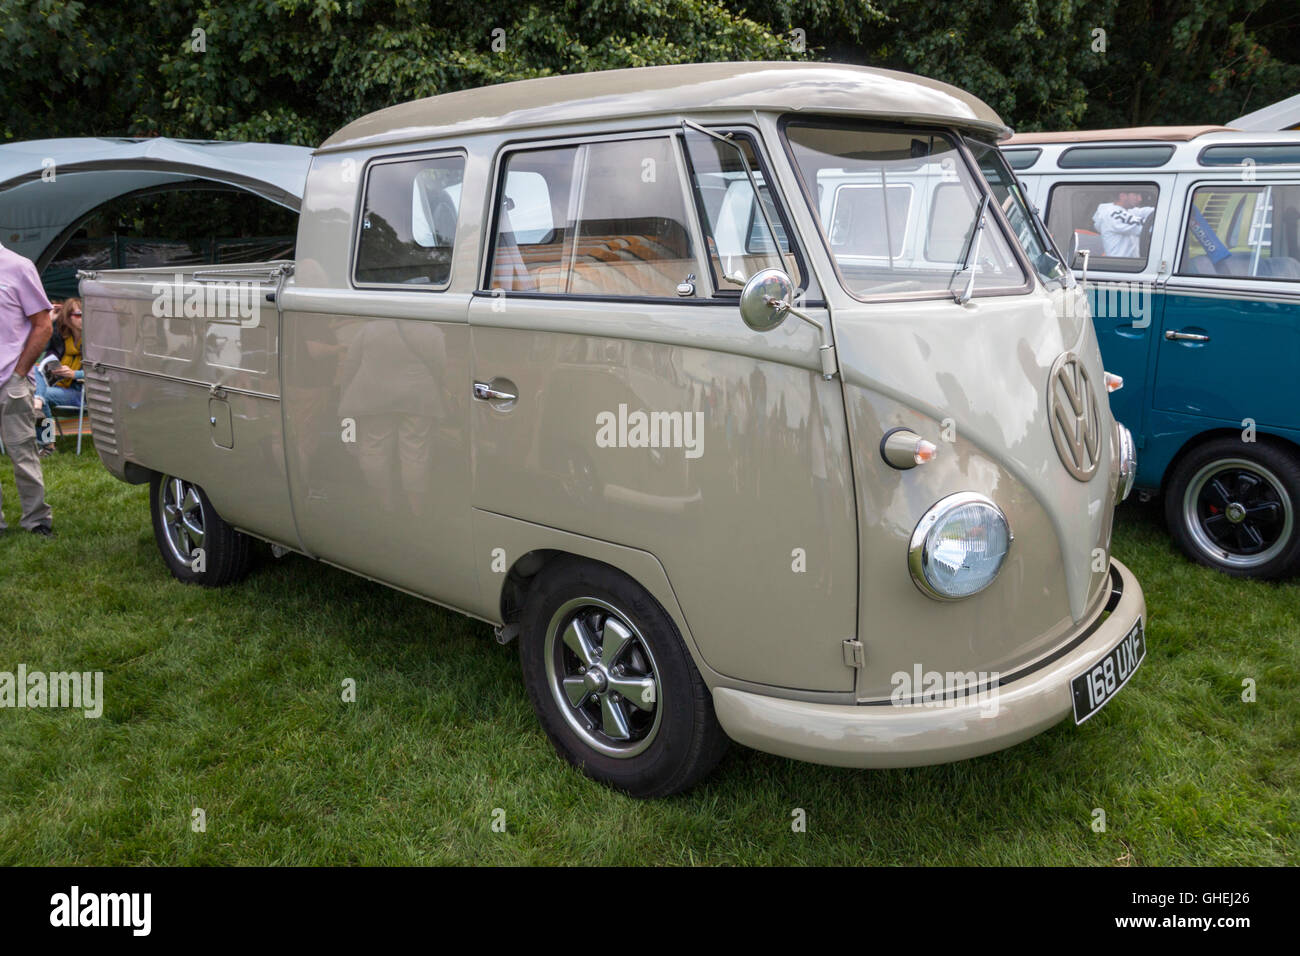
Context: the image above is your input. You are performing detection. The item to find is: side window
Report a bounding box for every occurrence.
[488,136,698,298]
[1045,182,1159,272]
[682,132,802,291]
[355,154,464,286]
[1177,183,1300,281]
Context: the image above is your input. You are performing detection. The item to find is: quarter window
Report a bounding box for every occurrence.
[1045,182,1160,273]
[355,154,464,286]
[1177,183,1300,281]
[488,136,698,298]
[681,131,802,291]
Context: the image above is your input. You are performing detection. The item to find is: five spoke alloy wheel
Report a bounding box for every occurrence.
[149,472,254,587]
[1166,436,1300,579]
[160,475,206,567]
[1182,458,1293,570]
[544,597,662,758]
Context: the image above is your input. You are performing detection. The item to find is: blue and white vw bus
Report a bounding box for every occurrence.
[1005,127,1300,578]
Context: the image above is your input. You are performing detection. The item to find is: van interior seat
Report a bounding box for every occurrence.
[1257,256,1300,279]
[494,217,696,296]
[1072,229,1104,255]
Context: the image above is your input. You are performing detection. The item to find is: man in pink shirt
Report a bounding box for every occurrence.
[0,241,55,536]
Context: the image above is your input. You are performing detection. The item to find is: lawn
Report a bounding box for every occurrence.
[1,439,1295,865]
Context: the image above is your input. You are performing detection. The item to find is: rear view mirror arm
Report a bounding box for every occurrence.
[766,294,838,381]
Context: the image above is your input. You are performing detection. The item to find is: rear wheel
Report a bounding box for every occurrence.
[518,558,728,796]
[149,474,254,586]
[1164,438,1300,579]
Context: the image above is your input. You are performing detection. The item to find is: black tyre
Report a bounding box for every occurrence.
[1164,437,1300,579]
[149,473,254,587]
[518,558,728,797]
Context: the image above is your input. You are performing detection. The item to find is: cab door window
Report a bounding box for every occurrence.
[487,136,699,298]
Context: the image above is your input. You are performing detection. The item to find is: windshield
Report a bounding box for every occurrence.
[783,122,1026,299]
[966,137,1069,286]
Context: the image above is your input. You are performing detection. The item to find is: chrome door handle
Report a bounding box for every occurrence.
[473,380,517,402]
[1165,330,1210,343]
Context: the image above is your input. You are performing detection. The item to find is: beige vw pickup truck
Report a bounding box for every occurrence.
[80,63,1146,796]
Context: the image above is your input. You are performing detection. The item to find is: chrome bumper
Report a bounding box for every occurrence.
[712,558,1147,769]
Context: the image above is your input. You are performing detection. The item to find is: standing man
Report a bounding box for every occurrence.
[1092,190,1157,258]
[0,241,55,537]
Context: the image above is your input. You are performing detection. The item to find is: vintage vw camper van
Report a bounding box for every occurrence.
[1006,128,1300,579]
[79,63,1145,796]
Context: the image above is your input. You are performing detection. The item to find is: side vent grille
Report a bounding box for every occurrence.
[84,374,118,455]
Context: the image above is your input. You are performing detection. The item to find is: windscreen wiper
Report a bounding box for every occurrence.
[953,194,989,305]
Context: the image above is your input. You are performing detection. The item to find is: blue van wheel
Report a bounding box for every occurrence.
[1164,438,1300,579]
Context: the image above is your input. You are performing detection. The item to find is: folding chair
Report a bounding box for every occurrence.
[48,386,88,455]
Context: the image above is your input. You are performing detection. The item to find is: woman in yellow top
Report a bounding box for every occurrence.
[34,297,84,455]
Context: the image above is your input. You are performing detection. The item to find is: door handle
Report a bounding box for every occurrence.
[473,380,518,403]
[1165,330,1210,343]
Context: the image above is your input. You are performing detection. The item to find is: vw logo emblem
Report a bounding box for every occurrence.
[1048,352,1101,481]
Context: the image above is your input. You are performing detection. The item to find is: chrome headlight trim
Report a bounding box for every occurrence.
[1117,425,1137,502]
[908,492,1013,601]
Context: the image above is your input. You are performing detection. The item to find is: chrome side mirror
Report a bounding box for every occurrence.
[739,268,795,332]
[738,268,839,380]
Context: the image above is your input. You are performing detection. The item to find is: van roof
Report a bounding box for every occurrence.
[318,61,1010,153]
[1003,127,1300,173]
[1006,126,1235,145]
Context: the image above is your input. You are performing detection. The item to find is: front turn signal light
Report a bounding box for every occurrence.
[1104,371,1124,393]
[881,428,938,470]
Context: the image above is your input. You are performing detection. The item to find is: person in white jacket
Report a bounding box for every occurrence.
[1093,191,1156,257]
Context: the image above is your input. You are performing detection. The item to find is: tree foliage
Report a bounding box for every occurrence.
[1,0,1296,145]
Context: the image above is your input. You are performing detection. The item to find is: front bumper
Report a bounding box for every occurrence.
[713,558,1146,768]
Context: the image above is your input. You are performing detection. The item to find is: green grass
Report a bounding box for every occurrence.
[1,440,1296,865]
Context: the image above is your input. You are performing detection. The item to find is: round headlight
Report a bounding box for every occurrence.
[908,493,1012,600]
[1117,425,1137,502]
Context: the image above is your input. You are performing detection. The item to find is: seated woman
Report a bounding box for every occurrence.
[34,298,84,455]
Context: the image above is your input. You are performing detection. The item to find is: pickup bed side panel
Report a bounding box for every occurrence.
[80,269,300,548]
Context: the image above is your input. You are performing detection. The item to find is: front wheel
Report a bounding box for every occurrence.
[518,559,728,797]
[1164,438,1300,579]
[149,474,254,586]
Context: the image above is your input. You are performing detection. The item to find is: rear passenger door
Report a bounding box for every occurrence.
[281,150,477,606]
[1152,178,1300,431]
[468,127,859,693]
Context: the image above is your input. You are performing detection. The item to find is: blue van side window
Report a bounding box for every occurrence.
[1177,184,1300,280]
[1045,182,1160,272]
[1059,145,1175,169]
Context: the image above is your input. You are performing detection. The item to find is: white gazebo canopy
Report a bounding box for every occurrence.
[1229,93,1300,132]
[0,137,313,267]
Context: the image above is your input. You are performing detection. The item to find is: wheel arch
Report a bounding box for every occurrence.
[1159,427,1300,497]
[472,509,712,680]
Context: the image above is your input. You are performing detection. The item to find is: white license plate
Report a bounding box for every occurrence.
[1071,618,1145,724]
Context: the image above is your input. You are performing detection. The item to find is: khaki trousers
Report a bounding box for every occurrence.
[0,372,52,531]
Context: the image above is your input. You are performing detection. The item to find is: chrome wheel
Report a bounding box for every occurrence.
[543,597,661,758]
[159,475,205,566]
[1183,458,1293,569]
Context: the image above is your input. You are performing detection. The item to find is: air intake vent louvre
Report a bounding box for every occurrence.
[84,375,118,455]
